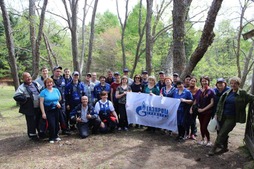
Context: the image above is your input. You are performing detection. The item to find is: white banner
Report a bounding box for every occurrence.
[126,92,180,132]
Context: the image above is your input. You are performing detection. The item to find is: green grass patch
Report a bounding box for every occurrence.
[0,85,18,116]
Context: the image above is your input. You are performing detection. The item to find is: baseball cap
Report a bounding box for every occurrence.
[123,68,129,72]
[142,70,148,74]
[53,66,62,71]
[73,71,79,76]
[217,78,226,83]
[173,73,179,77]
[114,72,120,76]
[159,71,165,74]
[86,73,92,77]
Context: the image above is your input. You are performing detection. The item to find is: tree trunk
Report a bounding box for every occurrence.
[116,0,129,70]
[71,0,80,72]
[145,0,153,75]
[131,0,146,78]
[172,0,187,76]
[0,0,20,90]
[80,0,88,74]
[33,0,48,79]
[181,0,223,79]
[29,0,36,75]
[86,0,99,73]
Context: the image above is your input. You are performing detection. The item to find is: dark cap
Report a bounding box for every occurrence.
[217,78,226,83]
[86,73,92,77]
[53,66,62,71]
[123,68,129,72]
[142,70,148,74]
[159,71,165,74]
[114,72,120,76]
[173,73,179,77]
[72,71,79,76]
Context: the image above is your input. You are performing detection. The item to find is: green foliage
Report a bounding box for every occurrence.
[95,10,119,34]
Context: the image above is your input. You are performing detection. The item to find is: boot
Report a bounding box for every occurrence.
[208,145,217,156]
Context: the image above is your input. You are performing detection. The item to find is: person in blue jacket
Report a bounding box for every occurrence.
[94,75,111,103]
[65,71,86,130]
[70,96,101,138]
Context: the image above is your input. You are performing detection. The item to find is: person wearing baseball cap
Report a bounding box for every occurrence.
[122,68,133,86]
[172,72,180,87]
[212,78,230,118]
[156,71,166,90]
[141,70,149,86]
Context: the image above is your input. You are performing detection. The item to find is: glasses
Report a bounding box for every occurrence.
[135,77,140,79]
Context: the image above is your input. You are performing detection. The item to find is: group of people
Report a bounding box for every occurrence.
[13,66,254,156]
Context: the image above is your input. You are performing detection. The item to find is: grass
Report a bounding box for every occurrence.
[0,85,17,113]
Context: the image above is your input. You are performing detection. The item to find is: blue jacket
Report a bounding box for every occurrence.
[65,81,86,108]
[70,104,98,122]
[93,83,111,101]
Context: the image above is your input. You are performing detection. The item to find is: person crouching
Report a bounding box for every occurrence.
[70,96,101,138]
[94,91,119,133]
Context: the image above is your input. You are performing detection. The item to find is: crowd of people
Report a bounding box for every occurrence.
[13,66,254,156]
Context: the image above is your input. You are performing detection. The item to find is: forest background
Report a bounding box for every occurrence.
[0,0,254,90]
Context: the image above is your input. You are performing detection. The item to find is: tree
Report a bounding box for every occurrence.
[145,0,153,75]
[116,0,129,69]
[63,0,79,72]
[29,0,48,79]
[172,0,192,75]
[86,0,99,73]
[0,0,20,90]
[181,0,224,79]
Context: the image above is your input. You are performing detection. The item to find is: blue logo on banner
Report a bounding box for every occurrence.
[136,101,169,117]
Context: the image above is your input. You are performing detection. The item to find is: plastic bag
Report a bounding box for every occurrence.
[207,118,219,132]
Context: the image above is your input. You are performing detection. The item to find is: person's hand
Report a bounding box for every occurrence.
[56,103,61,109]
[42,113,47,120]
[66,105,70,110]
[180,98,185,102]
[100,122,105,128]
[76,117,82,122]
[86,114,92,119]
[190,108,193,114]
[198,108,204,113]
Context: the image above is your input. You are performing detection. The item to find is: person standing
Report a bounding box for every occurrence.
[208,77,254,156]
[123,68,134,86]
[173,81,193,142]
[63,68,72,85]
[172,73,180,87]
[94,75,111,103]
[141,70,149,86]
[115,76,132,131]
[65,71,86,130]
[84,73,95,106]
[35,67,49,88]
[105,70,115,85]
[156,71,166,90]
[14,72,42,140]
[51,66,70,135]
[40,77,62,143]
[91,72,100,85]
[160,77,175,98]
[131,74,143,93]
[191,76,214,146]
[187,76,199,139]
[212,78,230,118]
[110,72,121,117]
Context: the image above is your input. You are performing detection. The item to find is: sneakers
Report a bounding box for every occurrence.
[206,141,213,147]
[190,134,196,140]
[123,127,128,131]
[118,127,122,131]
[198,140,207,145]
[55,137,61,141]
[49,140,54,144]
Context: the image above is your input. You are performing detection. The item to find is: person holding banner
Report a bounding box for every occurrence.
[173,81,193,142]
[160,77,175,98]
[143,76,160,132]
[115,76,132,131]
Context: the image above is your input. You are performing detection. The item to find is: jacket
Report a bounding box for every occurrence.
[216,89,254,123]
[70,104,99,122]
[13,82,41,115]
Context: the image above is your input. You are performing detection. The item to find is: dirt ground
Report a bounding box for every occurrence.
[0,109,254,169]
